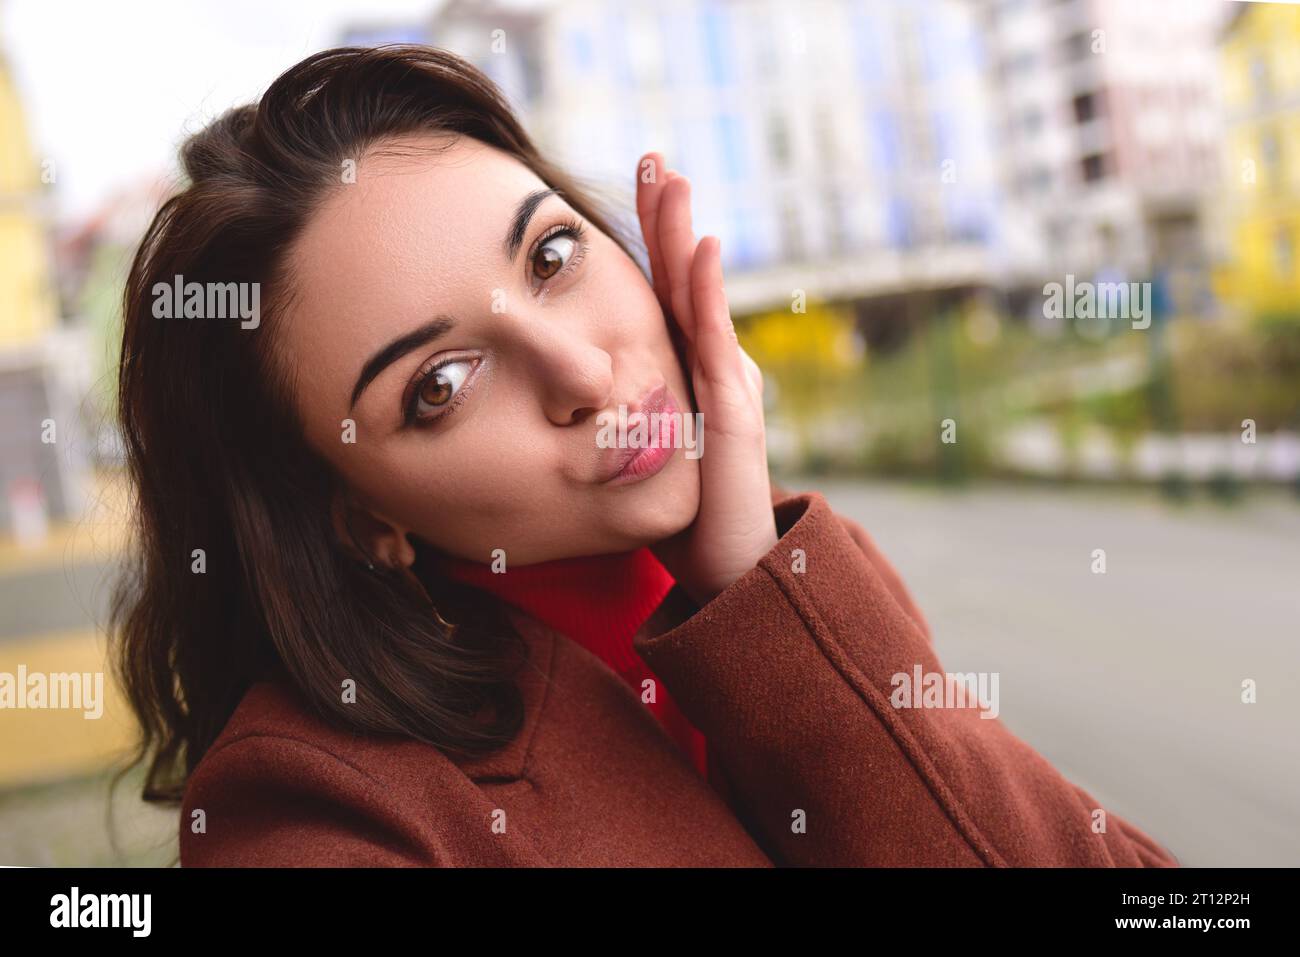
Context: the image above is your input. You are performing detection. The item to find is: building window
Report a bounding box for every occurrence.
[1000,49,1036,78]
[886,195,913,249]
[1261,130,1281,177]
[1020,166,1052,194]
[767,112,791,170]
[1020,107,1044,135]
[814,106,836,169]
[700,6,732,87]
[1250,55,1271,106]
[824,190,847,255]
[727,206,760,269]
[1072,92,1099,124]
[1081,153,1107,182]
[715,112,746,182]
[567,28,594,73]
[780,200,806,262]
[1064,31,1091,61]
[871,108,901,172]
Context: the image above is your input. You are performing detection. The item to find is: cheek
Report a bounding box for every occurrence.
[368,432,560,551]
[601,255,687,381]
[387,442,519,515]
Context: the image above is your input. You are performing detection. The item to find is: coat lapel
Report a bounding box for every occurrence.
[445,609,556,783]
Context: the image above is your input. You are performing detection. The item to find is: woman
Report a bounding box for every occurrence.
[110,45,1178,867]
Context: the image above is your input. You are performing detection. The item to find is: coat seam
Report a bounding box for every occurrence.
[516,622,558,784]
[191,731,448,865]
[201,730,392,790]
[759,559,1008,867]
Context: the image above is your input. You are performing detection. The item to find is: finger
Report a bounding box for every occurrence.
[659,175,699,346]
[637,158,696,379]
[635,152,673,311]
[739,344,764,397]
[690,236,747,389]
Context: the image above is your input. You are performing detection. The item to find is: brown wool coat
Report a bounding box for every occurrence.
[179,488,1180,867]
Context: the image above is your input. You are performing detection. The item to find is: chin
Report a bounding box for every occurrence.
[608,453,700,548]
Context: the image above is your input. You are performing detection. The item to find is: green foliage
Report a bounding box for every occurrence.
[1167,317,1300,431]
[1159,472,1194,503]
[745,292,1300,482]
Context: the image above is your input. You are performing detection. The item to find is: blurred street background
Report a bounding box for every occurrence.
[0,0,1297,866]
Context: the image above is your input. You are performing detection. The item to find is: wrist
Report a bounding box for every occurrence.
[679,524,779,606]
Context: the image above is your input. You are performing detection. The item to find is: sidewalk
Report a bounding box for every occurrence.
[0,467,135,788]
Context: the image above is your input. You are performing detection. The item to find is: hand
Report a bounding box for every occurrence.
[635,152,778,605]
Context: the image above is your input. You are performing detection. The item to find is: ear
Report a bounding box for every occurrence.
[329,486,417,573]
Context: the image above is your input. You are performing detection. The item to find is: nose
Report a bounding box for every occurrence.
[525,322,615,427]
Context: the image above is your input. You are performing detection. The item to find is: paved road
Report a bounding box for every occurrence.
[797,477,1300,867]
[0,561,118,641]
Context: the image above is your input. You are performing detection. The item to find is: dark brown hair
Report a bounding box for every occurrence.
[107,45,642,852]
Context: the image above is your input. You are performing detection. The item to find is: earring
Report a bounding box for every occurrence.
[340,495,382,575]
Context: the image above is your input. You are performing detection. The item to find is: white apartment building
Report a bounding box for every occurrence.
[347,0,1012,315]
[978,0,1224,304]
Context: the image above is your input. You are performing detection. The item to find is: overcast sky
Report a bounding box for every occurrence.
[3,0,445,222]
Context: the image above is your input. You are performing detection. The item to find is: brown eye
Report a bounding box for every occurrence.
[532,233,576,282]
[409,358,474,421]
[420,371,454,407]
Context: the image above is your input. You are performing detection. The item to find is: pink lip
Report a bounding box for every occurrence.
[598,384,679,486]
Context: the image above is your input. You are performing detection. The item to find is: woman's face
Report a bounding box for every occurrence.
[278,132,700,566]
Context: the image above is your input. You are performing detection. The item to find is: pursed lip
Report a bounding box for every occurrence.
[596,383,679,485]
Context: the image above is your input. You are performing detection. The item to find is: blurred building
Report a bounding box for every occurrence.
[0,27,91,538]
[978,0,1223,310]
[348,0,1014,320]
[53,172,173,468]
[1211,2,1300,319]
[342,0,1235,326]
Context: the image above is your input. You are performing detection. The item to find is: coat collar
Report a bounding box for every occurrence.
[446,608,557,783]
[418,484,805,783]
[444,583,701,783]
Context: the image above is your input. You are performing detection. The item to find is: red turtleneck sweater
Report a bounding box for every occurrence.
[432,547,712,783]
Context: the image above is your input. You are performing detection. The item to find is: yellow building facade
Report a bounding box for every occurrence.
[1216,4,1300,317]
[0,42,56,346]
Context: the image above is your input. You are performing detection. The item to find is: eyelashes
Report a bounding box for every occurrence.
[528,216,588,292]
[403,354,479,426]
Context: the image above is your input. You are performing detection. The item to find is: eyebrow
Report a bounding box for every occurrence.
[348,188,559,411]
[505,188,558,260]
[350,315,455,410]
